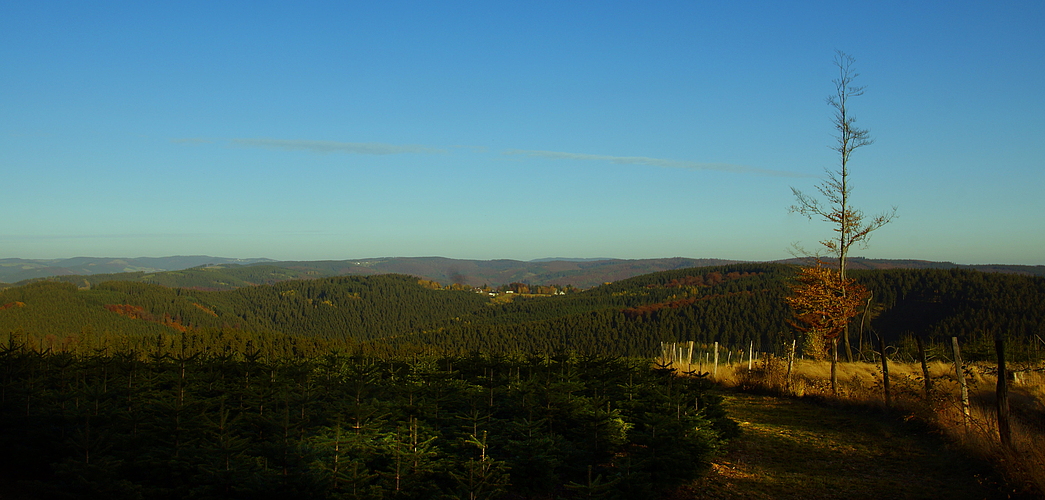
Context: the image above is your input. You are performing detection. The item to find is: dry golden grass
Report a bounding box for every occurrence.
[662,354,1045,497]
[682,391,1006,499]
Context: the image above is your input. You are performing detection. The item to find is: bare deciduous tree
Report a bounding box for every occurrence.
[790,51,896,361]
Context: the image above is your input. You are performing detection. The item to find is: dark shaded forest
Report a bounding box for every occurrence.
[0,349,734,499]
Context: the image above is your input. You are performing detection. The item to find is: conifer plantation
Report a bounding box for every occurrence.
[0,348,734,499]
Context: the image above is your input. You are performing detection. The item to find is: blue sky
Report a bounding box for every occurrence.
[3,1,1043,264]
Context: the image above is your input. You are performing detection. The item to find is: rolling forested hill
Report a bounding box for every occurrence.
[0,274,488,356]
[396,264,1045,360]
[2,264,1043,362]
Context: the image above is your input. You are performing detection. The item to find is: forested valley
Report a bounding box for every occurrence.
[3,264,1043,360]
[1,264,1044,498]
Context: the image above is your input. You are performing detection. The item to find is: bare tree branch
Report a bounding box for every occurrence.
[788,51,897,362]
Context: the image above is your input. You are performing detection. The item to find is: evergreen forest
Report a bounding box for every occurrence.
[2,264,1044,360]
[1,264,1044,497]
[1,349,734,499]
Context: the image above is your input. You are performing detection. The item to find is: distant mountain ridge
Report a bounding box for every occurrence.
[272,257,743,289]
[778,257,1045,276]
[2,255,1043,289]
[0,256,276,284]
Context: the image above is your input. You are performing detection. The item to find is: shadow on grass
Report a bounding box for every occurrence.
[681,391,1013,500]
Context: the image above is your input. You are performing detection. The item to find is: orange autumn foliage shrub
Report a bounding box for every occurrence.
[192,302,218,317]
[105,304,190,332]
[784,265,868,360]
[104,304,152,320]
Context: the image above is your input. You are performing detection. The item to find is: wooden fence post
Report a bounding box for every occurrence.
[713,342,719,378]
[951,337,971,429]
[879,336,891,407]
[785,339,796,393]
[748,340,754,371]
[830,337,838,396]
[995,332,1011,448]
[916,336,932,400]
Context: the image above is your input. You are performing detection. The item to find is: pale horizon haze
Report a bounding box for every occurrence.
[3,1,1043,265]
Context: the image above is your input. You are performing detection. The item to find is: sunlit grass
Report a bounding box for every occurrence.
[675,354,1045,498]
[683,391,1003,499]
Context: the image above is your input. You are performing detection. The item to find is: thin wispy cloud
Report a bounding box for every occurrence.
[230,138,446,155]
[503,149,814,178]
[450,145,489,153]
[1,233,204,240]
[170,137,213,144]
